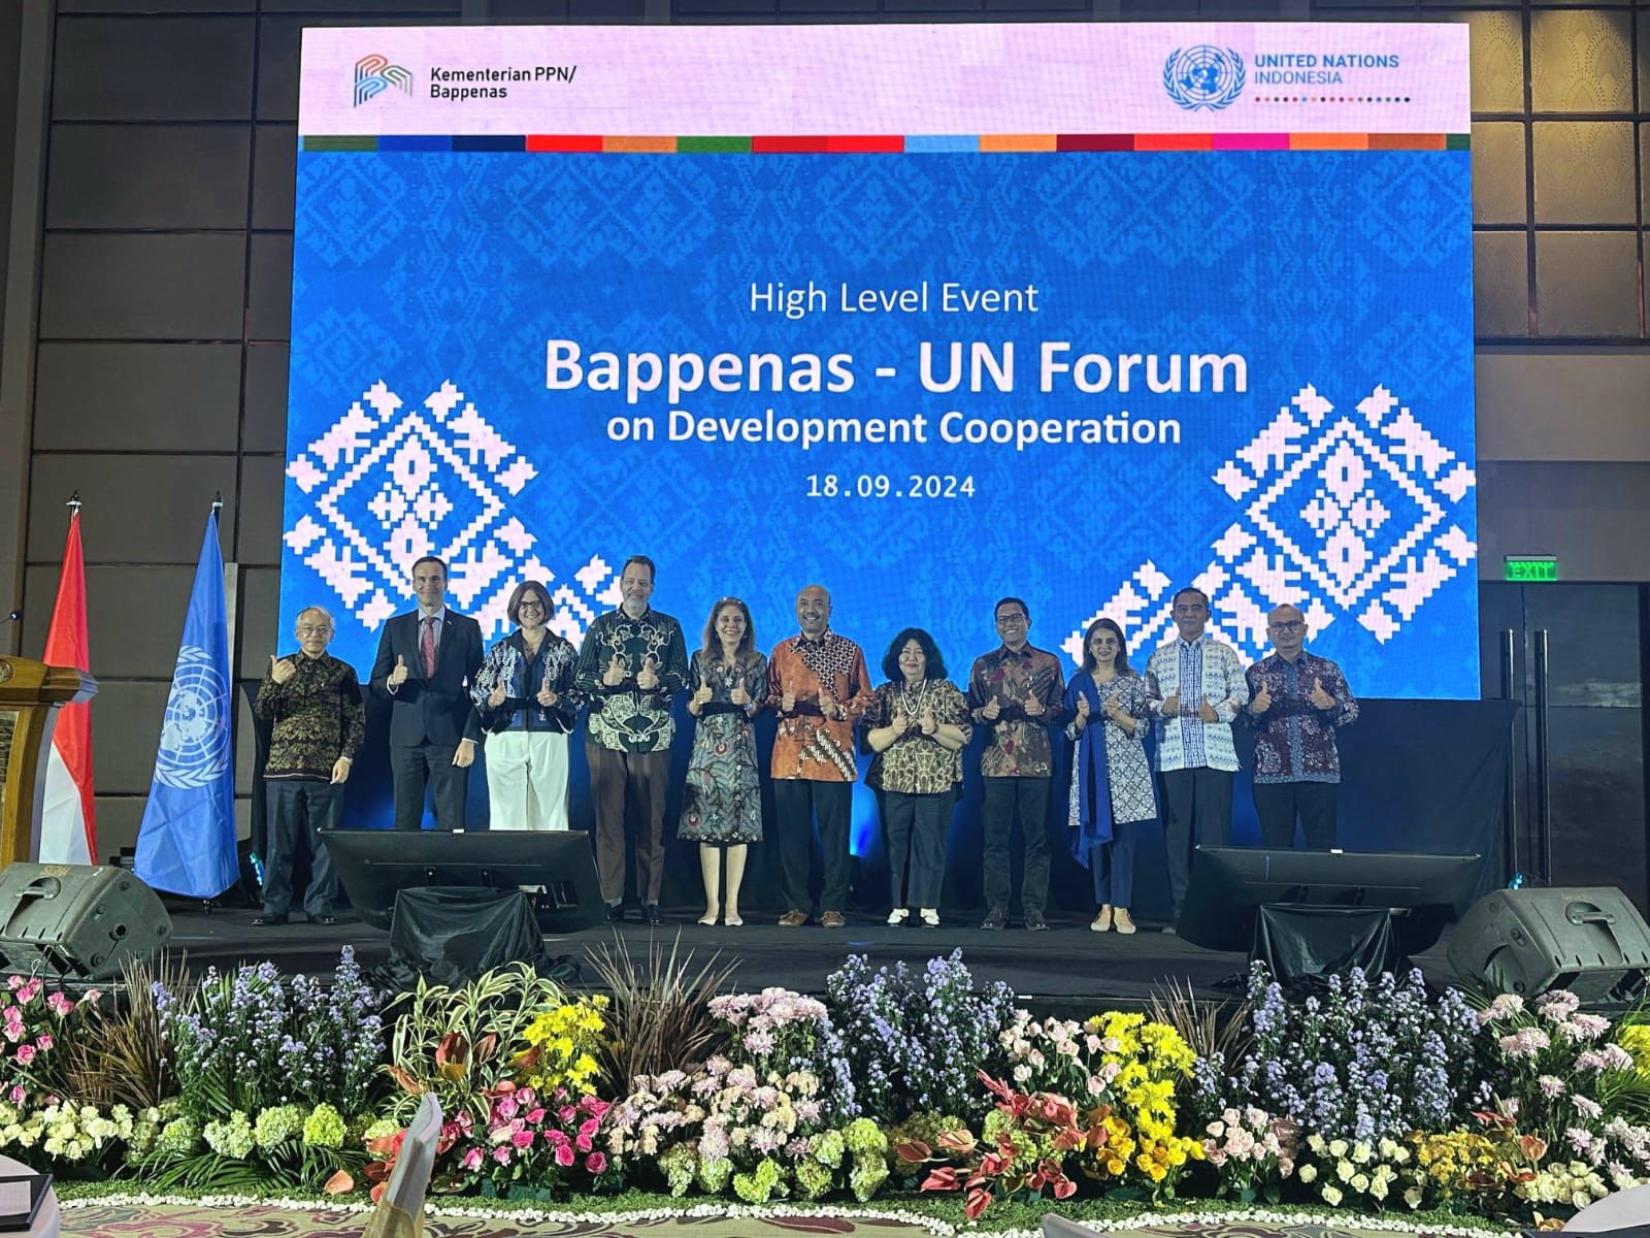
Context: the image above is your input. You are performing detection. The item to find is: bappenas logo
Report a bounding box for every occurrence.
[354,53,413,107]
[1163,46,1245,111]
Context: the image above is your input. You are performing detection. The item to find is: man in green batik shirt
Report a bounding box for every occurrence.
[573,555,688,925]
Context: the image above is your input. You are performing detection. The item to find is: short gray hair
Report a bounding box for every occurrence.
[295,605,334,630]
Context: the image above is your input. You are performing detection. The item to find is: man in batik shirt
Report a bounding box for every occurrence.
[1244,603,1358,849]
[573,555,687,924]
[767,584,872,928]
[967,596,1066,931]
[1146,586,1249,928]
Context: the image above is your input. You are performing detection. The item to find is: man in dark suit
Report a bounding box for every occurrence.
[369,555,484,830]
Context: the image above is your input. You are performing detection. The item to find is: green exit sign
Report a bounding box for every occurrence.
[1505,556,1559,583]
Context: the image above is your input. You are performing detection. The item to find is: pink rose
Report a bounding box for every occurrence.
[496,1097,518,1120]
[576,1131,592,1153]
[8,1086,24,1105]
[19,980,41,1004]
[526,1108,546,1125]
[461,1147,483,1171]
[546,1130,569,1146]
[15,1045,35,1066]
[511,1130,534,1149]
[34,1035,52,1053]
[579,1117,601,1140]
[585,1152,608,1175]
[45,994,71,1017]
[558,1106,576,1125]
[554,1142,574,1167]
[80,990,101,1006]
[492,1145,512,1165]
[5,977,22,992]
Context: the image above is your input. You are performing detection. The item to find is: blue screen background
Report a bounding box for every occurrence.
[281,149,1478,699]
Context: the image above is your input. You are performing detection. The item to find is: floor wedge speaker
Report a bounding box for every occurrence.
[1448,886,1650,1002]
[0,864,171,981]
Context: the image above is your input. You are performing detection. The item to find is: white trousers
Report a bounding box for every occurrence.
[484,730,570,831]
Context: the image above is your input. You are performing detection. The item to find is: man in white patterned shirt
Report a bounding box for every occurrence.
[1145,587,1249,929]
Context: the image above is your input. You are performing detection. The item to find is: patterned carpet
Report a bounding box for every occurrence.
[56,1201,1509,1238]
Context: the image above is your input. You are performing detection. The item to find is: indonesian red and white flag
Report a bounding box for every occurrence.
[39,512,95,864]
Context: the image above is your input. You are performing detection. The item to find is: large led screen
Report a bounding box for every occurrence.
[284,23,1477,698]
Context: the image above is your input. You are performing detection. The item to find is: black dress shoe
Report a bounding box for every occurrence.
[1023,910,1049,932]
[981,906,1008,931]
[310,915,338,927]
[251,914,289,927]
[606,904,626,923]
[645,905,663,926]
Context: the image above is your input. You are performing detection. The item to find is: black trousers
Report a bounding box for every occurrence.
[1253,781,1339,850]
[1160,766,1233,918]
[391,742,469,831]
[263,778,342,919]
[775,779,853,915]
[885,791,948,909]
[981,776,1051,916]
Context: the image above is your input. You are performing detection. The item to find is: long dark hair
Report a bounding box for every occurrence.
[881,627,947,683]
[1080,617,1133,676]
[701,597,756,666]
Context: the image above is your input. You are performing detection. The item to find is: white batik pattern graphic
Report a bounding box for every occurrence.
[1069,384,1477,664]
[283,380,617,647]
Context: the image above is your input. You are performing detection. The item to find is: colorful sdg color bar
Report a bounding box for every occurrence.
[301,132,1470,153]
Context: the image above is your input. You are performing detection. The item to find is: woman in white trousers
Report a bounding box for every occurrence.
[472,581,578,830]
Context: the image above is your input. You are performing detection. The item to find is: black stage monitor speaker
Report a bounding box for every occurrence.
[321,829,605,933]
[0,864,171,981]
[1178,846,1484,954]
[1448,886,1650,1002]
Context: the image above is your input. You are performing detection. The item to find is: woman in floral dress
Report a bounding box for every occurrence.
[678,597,768,926]
[1063,617,1157,935]
[861,628,971,927]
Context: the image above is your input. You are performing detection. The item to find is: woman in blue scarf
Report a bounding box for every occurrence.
[1063,618,1157,934]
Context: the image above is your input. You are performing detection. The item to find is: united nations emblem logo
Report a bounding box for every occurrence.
[155,646,229,790]
[1164,46,1246,111]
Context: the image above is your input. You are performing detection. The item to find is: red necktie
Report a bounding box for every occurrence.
[421,616,437,679]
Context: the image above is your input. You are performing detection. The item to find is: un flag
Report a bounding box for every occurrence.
[135,510,240,898]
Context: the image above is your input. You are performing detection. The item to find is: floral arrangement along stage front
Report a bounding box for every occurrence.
[8,944,1650,1228]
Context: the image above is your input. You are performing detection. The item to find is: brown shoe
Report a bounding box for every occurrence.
[821,910,847,929]
[778,910,808,927]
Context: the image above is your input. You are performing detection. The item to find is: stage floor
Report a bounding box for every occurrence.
[163,905,1267,1008]
[161,905,1472,1010]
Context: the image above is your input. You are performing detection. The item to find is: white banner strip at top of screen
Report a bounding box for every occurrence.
[299,22,1469,139]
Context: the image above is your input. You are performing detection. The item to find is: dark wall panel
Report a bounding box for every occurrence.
[52,17,255,121]
[243,343,290,453]
[248,233,293,342]
[238,456,287,566]
[239,566,280,672]
[46,125,250,230]
[91,680,171,793]
[40,234,246,340]
[20,564,197,679]
[60,1,255,11]
[252,125,297,231]
[26,455,240,563]
[34,343,242,452]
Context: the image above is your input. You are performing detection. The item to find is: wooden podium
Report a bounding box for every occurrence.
[0,657,98,867]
